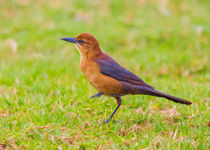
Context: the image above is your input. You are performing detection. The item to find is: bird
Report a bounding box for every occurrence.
[61,33,192,123]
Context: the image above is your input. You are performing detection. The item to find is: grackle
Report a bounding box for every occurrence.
[61,33,192,123]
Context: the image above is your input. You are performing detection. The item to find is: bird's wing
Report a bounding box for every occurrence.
[96,54,154,89]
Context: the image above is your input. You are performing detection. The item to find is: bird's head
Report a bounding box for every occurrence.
[61,33,101,57]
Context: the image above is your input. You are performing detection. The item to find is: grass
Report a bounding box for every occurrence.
[0,0,209,149]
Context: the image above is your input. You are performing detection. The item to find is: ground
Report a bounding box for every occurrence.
[0,0,209,149]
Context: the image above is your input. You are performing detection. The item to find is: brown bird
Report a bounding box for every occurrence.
[61,33,192,123]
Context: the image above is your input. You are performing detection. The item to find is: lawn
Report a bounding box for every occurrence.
[0,0,209,149]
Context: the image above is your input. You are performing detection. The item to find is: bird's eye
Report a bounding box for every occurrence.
[78,39,84,43]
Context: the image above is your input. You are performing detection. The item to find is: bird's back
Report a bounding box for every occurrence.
[95,53,154,89]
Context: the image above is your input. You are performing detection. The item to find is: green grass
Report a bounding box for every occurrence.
[0,0,209,149]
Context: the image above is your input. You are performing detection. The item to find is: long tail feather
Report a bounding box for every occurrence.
[134,85,192,105]
[146,89,192,105]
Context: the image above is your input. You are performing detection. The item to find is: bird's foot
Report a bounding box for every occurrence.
[103,118,111,124]
[103,118,120,124]
[89,92,103,99]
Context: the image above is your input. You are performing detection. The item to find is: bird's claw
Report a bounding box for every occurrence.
[103,118,111,124]
[103,119,120,124]
[89,92,103,99]
[89,95,97,99]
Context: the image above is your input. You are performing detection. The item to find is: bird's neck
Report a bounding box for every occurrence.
[79,48,102,74]
[80,48,102,62]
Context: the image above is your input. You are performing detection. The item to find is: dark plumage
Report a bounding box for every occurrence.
[61,33,192,123]
[96,54,154,89]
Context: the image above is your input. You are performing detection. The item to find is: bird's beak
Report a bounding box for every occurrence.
[61,37,77,43]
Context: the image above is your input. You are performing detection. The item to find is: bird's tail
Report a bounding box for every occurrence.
[139,87,192,105]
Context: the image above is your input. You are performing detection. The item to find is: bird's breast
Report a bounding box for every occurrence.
[80,58,123,96]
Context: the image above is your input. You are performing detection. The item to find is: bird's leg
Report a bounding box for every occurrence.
[89,92,103,99]
[104,97,122,124]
